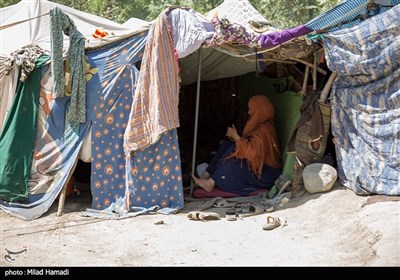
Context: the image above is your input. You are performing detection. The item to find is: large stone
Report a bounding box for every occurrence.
[303,163,337,194]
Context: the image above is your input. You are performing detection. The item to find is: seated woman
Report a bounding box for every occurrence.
[193,95,282,196]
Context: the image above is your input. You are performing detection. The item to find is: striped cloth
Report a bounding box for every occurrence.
[124,8,180,154]
[306,0,400,32]
[324,4,400,195]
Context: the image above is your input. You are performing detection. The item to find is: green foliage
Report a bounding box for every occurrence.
[1,0,341,26]
[1,0,19,7]
[252,0,342,28]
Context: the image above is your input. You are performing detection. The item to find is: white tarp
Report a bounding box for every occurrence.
[0,0,150,132]
[0,0,149,57]
[217,0,268,31]
[123,18,151,28]
[178,0,268,84]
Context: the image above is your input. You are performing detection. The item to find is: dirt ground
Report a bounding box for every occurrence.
[1,184,399,267]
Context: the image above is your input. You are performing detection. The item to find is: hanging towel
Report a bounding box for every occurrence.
[50,7,86,126]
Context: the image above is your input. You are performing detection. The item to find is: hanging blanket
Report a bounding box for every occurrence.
[124,8,180,154]
[0,34,149,220]
[0,55,50,202]
[323,4,400,195]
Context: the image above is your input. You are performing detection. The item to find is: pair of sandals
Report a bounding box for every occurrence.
[211,198,265,218]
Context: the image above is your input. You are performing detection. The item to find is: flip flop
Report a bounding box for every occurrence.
[187,211,220,222]
[261,201,275,213]
[212,198,236,208]
[262,216,287,230]
[242,204,264,218]
[198,197,226,211]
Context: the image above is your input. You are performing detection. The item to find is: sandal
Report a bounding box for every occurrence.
[242,204,264,217]
[262,216,286,230]
[212,198,236,208]
[187,211,220,221]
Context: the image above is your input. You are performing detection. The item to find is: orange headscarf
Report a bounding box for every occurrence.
[227,95,281,178]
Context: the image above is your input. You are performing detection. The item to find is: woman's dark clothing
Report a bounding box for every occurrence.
[206,141,281,196]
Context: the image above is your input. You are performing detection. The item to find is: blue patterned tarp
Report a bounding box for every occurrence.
[306,0,400,32]
[126,130,183,212]
[86,36,183,215]
[0,32,183,220]
[324,4,400,195]
[0,62,89,220]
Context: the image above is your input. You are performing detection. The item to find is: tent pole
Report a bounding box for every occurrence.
[190,49,202,197]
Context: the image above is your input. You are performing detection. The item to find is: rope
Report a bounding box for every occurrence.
[0,13,50,30]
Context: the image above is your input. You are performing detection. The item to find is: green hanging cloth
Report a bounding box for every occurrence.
[0,55,50,202]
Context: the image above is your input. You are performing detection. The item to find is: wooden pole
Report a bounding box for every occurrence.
[189,50,202,197]
[320,72,337,103]
[302,66,310,94]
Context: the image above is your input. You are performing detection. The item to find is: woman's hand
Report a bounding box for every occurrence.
[226,124,240,142]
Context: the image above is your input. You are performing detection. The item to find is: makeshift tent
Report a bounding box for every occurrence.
[122,1,322,198]
[123,0,400,198]
[0,0,317,220]
[188,0,400,197]
[1,0,399,220]
[0,0,184,220]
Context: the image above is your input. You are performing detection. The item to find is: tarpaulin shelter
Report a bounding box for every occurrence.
[1,0,399,220]
[0,0,185,220]
[305,0,400,195]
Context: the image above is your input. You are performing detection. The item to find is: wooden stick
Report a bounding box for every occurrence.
[57,158,79,217]
[302,66,310,94]
[291,58,327,75]
[312,51,318,90]
[247,57,297,64]
[320,72,337,103]
[57,185,67,217]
